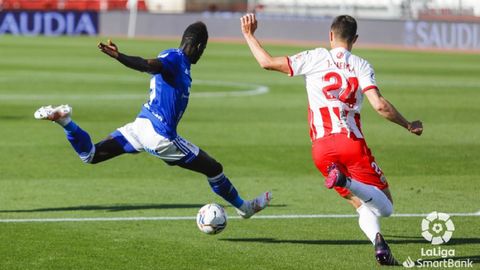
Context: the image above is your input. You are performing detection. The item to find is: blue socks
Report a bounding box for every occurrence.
[63,121,95,163]
[208,173,244,208]
[63,121,79,133]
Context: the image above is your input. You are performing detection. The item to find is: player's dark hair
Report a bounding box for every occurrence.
[181,21,208,47]
[180,21,208,64]
[330,15,357,43]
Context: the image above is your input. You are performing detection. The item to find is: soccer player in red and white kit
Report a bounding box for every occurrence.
[241,14,423,265]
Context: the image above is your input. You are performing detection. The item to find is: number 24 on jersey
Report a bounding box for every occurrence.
[322,71,359,108]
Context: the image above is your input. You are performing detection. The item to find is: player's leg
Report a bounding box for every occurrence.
[311,135,386,217]
[167,138,271,219]
[344,194,383,246]
[176,149,245,206]
[90,127,143,164]
[312,136,388,221]
[324,136,393,217]
[325,136,397,265]
[90,136,127,164]
[342,194,380,243]
[343,193,397,265]
[327,167,393,217]
[330,177,398,265]
[34,105,132,163]
[173,149,222,177]
[332,186,383,242]
[34,105,95,163]
[175,149,271,218]
[122,117,271,219]
[313,137,397,265]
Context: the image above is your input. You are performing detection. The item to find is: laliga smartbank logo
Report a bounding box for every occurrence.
[402,212,473,268]
[421,211,455,245]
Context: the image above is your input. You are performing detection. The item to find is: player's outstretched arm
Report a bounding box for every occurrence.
[365,88,423,136]
[241,13,290,74]
[98,39,163,74]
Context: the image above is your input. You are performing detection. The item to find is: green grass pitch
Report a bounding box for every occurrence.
[0,36,479,269]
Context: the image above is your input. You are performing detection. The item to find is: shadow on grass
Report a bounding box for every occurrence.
[224,204,287,209]
[220,238,371,245]
[0,203,205,212]
[0,203,287,213]
[385,235,480,245]
[221,237,480,246]
[0,115,27,120]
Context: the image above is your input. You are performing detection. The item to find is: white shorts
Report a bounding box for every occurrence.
[116,117,199,163]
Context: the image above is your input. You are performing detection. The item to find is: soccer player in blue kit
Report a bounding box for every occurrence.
[34,21,271,218]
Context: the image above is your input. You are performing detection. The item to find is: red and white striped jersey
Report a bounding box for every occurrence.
[287,47,378,141]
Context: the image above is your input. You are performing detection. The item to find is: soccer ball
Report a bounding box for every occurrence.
[196,203,227,235]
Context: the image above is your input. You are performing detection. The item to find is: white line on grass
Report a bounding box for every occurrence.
[192,80,269,97]
[0,211,478,223]
[0,80,269,100]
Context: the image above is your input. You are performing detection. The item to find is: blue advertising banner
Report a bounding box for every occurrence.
[0,11,98,36]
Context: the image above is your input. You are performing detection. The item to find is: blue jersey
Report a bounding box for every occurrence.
[138,48,191,139]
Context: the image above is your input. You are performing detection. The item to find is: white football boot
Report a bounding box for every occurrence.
[34,104,72,125]
[236,191,272,219]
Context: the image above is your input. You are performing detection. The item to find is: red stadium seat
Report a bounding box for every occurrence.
[2,0,57,10]
[0,0,146,11]
[63,1,89,10]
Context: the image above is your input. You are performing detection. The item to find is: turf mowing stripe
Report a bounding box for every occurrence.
[0,212,478,223]
[0,81,269,100]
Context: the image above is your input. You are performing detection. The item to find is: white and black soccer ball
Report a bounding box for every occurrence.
[196,203,227,235]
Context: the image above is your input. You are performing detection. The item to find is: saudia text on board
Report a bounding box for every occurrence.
[0,11,98,36]
[405,20,480,50]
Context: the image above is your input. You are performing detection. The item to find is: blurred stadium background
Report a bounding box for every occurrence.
[1,0,480,50]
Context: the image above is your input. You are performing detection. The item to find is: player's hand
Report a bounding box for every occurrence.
[241,13,258,36]
[408,120,423,136]
[98,39,119,58]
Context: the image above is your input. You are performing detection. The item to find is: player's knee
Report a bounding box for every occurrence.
[208,160,223,177]
[191,150,224,177]
[379,201,393,217]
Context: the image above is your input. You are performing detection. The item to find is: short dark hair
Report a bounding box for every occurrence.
[181,21,208,47]
[330,15,357,43]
